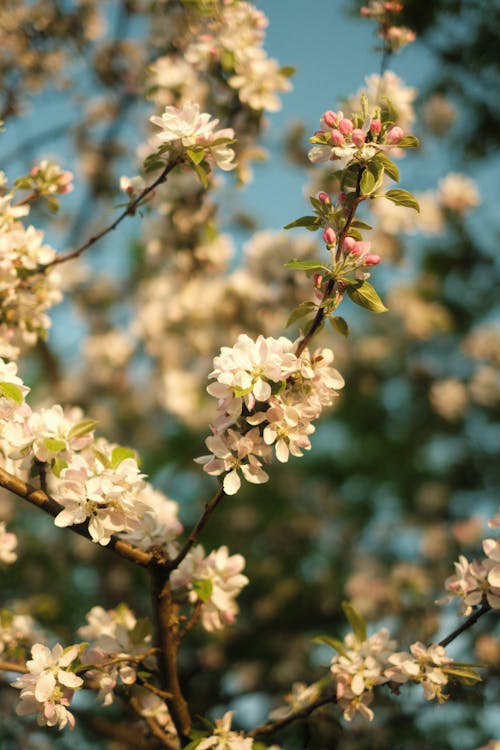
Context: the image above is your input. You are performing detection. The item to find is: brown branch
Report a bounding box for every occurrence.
[248,693,336,738]
[438,602,492,648]
[72,709,166,750]
[41,158,181,270]
[150,569,192,742]
[0,660,28,674]
[0,466,153,568]
[166,485,225,572]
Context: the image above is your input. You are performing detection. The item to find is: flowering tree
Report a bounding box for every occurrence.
[0,1,499,749]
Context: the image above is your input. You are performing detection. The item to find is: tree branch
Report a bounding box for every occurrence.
[166,485,225,572]
[41,158,181,270]
[248,693,336,738]
[438,602,492,648]
[0,466,153,568]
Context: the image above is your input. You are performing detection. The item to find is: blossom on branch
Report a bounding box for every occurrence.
[12,643,83,730]
[150,101,236,172]
[197,710,252,750]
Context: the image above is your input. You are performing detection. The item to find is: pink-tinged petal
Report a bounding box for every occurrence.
[58,671,83,689]
[34,671,56,702]
[487,564,500,588]
[223,470,241,495]
[275,439,290,463]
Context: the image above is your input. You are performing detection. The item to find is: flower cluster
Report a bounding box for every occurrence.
[330,627,397,721]
[325,613,480,722]
[171,545,249,631]
[184,2,292,113]
[308,106,406,167]
[0,358,184,548]
[0,609,40,657]
[360,1,416,53]
[441,507,500,615]
[12,643,83,730]
[150,101,236,172]
[197,334,344,494]
[196,711,253,750]
[0,182,63,359]
[78,604,153,706]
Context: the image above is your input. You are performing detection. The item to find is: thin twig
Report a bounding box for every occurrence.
[248,694,336,738]
[166,485,225,572]
[41,158,181,270]
[438,602,492,649]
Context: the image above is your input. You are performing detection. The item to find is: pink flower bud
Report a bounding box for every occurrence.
[338,118,353,135]
[322,110,337,128]
[312,273,323,288]
[317,191,331,204]
[339,192,347,203]
[385,2,403,11]
[370,118,382,135]
[386,126,404,145]
[342,236,356,255]
[351,129,366,147]
[322,226,337,246]
[364,254,381,266]
[351,240,370,259]
[330,129,345,146]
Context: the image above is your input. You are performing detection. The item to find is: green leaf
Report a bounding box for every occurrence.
[350,219,373,231]
[329,316,349,337]
[111,446,136,468]
[284,215,320,231]
[444,665,482,683]
[397,135,420,148]
[183,740,202,750]
[0,609,14,628]
[360,169,376,195]
[186,148,205,166]
[193,578,213,603]
[286,301,317,328]
[374,152,400,182]
[347,281,388,313]
[313,634,349,658]
[51,458,68,478]
[92,448,111,468]
[192,161,209,189]
[284,259,330,272]
[43,437,67,453]
[68,419,98,440]
[384,189,420,212]
[342,601,367,642]
[280,65,296,78]
[0,382,24,404]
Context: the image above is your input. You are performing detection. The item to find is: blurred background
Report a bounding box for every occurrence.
[0,1,499,748]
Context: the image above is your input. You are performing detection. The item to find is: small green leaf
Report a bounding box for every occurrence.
[374,152,400,182]
[93,448,111,468]
[384,189,420,212]
[444,665,482,683]
[286,301,317,328]
[284,259,330,272]
[192,161,209,189]
[350,219,373,231]
[284,215,320,231]
[397,135,420,148]
[360,169,376,195]
[347,281,388,313]
[329,316,349,337]
[111,446,136,468]
[186,148,205,166]
[280,65,296,78]
[51,458,68,477]
[0,382,24,404]
[0,609,14,628]
[43,437,67,453]
[313,634,349,658]
[68,419,98,440]
[342,601,367,642]
[193,578,213,603]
